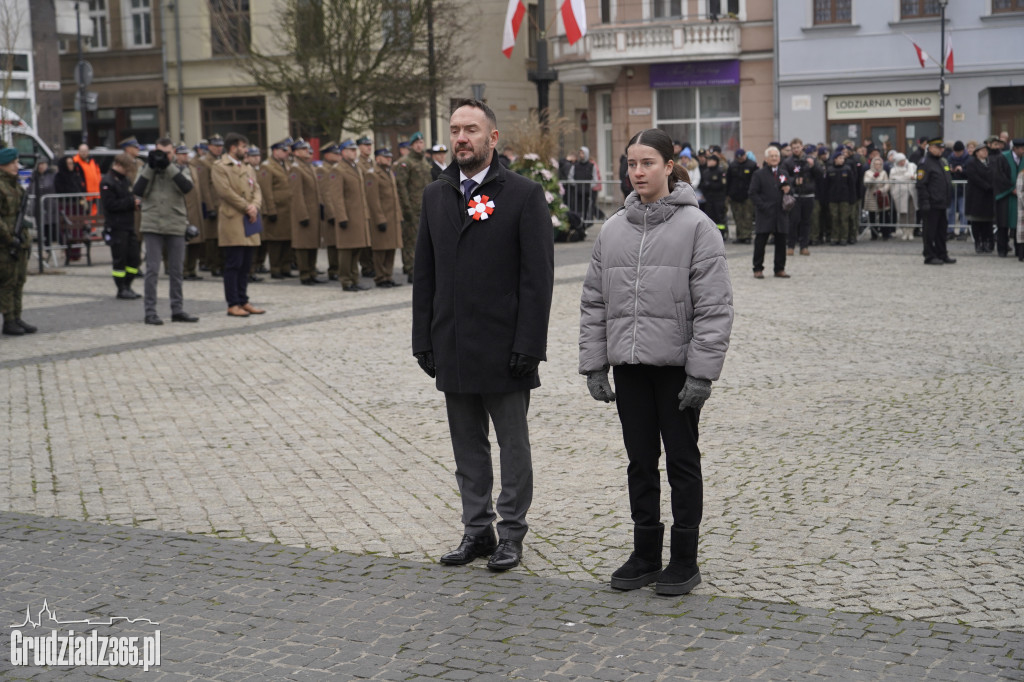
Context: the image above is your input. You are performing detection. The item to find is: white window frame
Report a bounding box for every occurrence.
[86,0,110,51]
[653,86,742,153]
[123,0,154,48]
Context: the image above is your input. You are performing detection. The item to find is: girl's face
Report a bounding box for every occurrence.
[871,158,883,171]
[64,158,75,171]
[627,143,673,204]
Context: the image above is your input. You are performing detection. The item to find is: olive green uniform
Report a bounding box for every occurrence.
[393,149,432,277]
[0,170,30,323]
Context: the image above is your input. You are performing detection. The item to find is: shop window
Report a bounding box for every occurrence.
[900,0,940,19]
[210,0,251,55]
[992,0,1024,11]
[814,0,851,24]
[655,86,741,153]
[201,96,266,148]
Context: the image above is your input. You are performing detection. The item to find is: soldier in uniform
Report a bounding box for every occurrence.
[288,139,325,285]
[244,146,266,281]
[257,137,296,279]
[316,142,344,280]
[335,139,377,291]
[198,134,225,276]
[372,148,403,287]
[917,138,957,266]
[0,147,37,336]
[429,143,448,181]
[726,148,756,243]
[394,131,433,283]
[356,136,377,278]
[177,144,205,280]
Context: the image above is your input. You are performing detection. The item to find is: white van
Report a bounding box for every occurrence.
[1,105,56,184]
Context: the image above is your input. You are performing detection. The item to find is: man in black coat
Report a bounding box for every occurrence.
[964,144,994,253]
[780,138,821,255]
[749,146,791,278]
[412,99,554,572]
[916,138,956,265]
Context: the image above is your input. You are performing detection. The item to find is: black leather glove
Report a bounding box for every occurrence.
[509,353,540,378]
[377,222,387,232]
[299,218,310,227]
[339,220,348,230]
[586,369,616,403]
[415,351,436,378]
[266,214,277,223]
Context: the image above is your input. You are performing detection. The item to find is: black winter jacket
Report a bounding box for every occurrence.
[781,154,821,196]
[963,156,994,220]
[725,158,757,201]
[100,170,136,232]
[825,162,858,203]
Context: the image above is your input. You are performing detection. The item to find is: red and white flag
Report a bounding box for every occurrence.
[502,0,526,58]
[912,41,928,68]
[561,0,587,45]
[944,32,954,73]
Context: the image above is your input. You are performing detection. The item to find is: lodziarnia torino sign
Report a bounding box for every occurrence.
[827,92,940,120]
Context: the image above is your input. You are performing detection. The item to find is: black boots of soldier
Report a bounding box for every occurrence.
[115,278,139,300]
[656,526,702,596]
[610,524,664,590]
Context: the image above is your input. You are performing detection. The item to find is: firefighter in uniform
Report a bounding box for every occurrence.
[393,131,433,283]
[0,147,36,336]
[335,139,377,291]
[198,134,225,276]
[917,138,957,266]
[100,153,143,300]
[176,144,205,280]
[258,137,296,279]
[288,139,325,285]
[372,147,403,287]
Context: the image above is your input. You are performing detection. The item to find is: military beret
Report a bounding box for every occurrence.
[338,139,356,151]
[409,132,424,143]
[356,136,372,146]
[291,138,311,151]
[208,135,225,146]
[119,136,140,149]
[927,138,945,148]
[398,141,409,149]
[175,145,189,154]
[374,148,392,158]
[0,147,18,165]
[246,146,260,156]
[271,137,294,151]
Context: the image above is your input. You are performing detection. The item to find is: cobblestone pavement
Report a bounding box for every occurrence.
[2,235,1023,678]
[1,512,1022,681]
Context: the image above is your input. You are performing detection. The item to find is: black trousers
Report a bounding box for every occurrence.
[109,229,141,286]
[787,197,814,248]
[922,208,949,262]
[222,245,253,307]
[613,365,702,530]
[970,220,993,247]
[753,231,787,274]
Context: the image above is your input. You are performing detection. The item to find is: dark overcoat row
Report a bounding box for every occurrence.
[412,151,554,395]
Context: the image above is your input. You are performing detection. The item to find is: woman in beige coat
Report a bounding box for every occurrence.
[212,133,265,317]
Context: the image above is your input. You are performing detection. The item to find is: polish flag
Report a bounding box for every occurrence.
[502,0,526,58]
[944,33,954,73]
[561,0,587,44]
[913,41,928,68]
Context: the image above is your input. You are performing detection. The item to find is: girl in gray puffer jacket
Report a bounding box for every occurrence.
[579,128,733,596]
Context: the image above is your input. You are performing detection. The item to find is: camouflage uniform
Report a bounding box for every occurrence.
[0,169,30,326]
[393,149,433,277]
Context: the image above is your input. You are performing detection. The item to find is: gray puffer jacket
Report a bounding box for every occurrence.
[579,182,733,380]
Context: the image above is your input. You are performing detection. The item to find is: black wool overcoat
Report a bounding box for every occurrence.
[749,164,789,235]
[412,151,555,394]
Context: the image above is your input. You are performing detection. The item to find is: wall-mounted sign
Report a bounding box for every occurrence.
[650,60,740,88]
[791,95,812,112]
[827,92,939,120]
[628,107,652,116]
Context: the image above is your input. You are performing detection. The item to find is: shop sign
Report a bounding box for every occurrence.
[827,92,939,120]
[650,60,740,88]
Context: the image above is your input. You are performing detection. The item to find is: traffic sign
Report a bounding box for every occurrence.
[74,60,93,87]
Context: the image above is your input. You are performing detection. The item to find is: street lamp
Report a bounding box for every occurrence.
[938,0,948,140]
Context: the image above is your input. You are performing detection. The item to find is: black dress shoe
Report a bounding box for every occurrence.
[271,273,286,279]
[16,319,37,334]
[487,539,523,571]
[300,278,316,285]
[328,274,339,281]
[376,280,399,288]
[924,258,944,265]
[116,288,139,300]
[941,256,957,264]
[171,312,199,323]
[257,265,270,274]
[341,284,364,292]
[248,275,264,283]
[440,532,498,566]
[144,315,164,325]
[210,270,223,277]
[407,273,414,284]
[184,274,203,281]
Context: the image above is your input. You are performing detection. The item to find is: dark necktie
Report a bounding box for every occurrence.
[772,167,778,180]
[462,179,477,202]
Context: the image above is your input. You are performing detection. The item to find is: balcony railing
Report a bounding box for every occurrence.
[552,20,741,65]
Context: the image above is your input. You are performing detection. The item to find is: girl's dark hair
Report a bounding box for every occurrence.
[626,128,689,189]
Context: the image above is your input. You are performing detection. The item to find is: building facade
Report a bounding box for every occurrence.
[778,0,1024,153]
[551,0,775,194]
[57,0,166,151]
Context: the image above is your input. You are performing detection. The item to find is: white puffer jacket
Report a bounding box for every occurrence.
[579,182,733,381]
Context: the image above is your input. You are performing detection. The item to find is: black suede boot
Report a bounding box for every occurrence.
[610,524,663,590]
[655,526,701,596]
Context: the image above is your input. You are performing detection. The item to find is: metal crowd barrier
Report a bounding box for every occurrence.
[27,192,105,272]
[857,178,969,237]
[558,178,616,241]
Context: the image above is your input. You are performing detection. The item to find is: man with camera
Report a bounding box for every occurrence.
[133,137,199,325]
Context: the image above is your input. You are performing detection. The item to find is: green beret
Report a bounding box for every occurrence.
[0,148,18,165]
